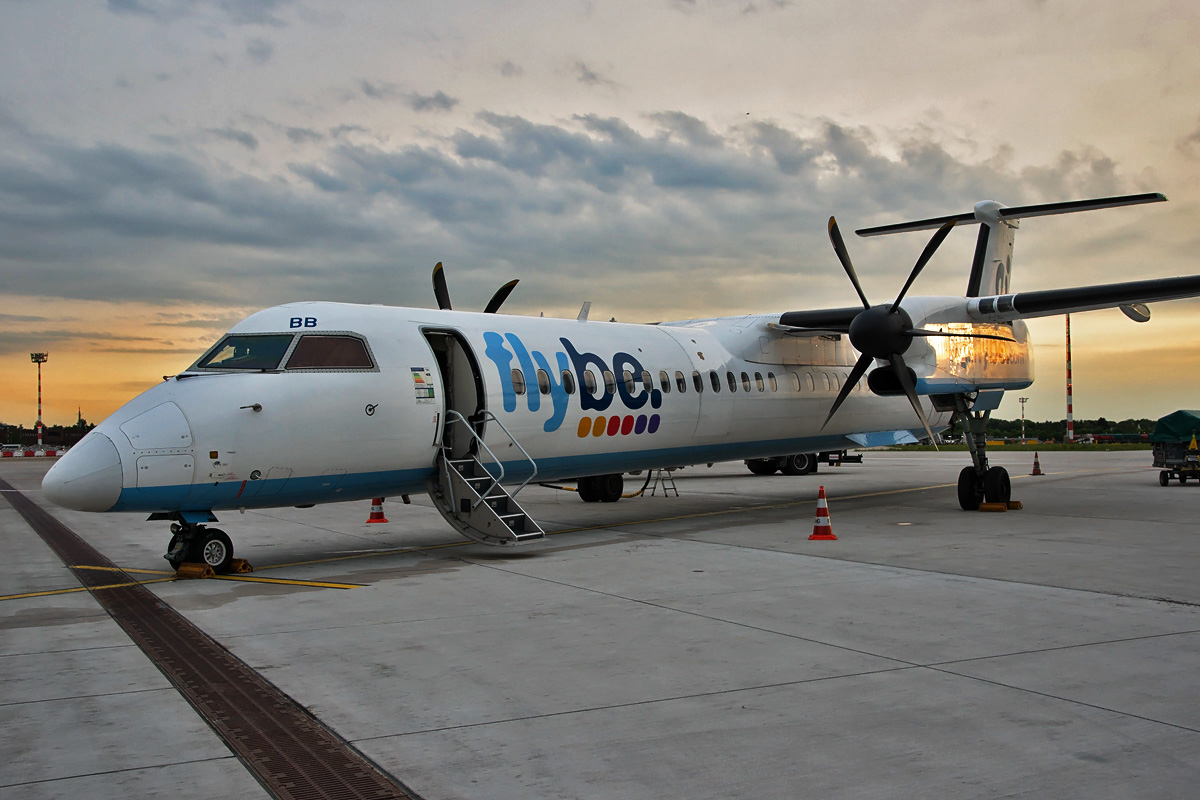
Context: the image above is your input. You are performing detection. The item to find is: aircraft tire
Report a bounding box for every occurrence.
[195,528,234,574]
[957,467,984,510]
[1159,470,1170,486]
[746,458,780,476]
[578,477,600,503]
[781,453,817,476]
[1181,474,1189,485]
[984,466,1011,504]
[598,473,624,503]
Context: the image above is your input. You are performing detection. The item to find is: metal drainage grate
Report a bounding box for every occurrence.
[2,478,420,800]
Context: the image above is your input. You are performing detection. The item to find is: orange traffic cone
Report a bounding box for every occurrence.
[809,486,837,540]
[366,497,389,523]
[1031,452,1044,476]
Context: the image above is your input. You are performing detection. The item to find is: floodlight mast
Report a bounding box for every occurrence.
[30,352,47,450]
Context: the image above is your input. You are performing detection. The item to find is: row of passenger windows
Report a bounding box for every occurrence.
[513,366,862,397]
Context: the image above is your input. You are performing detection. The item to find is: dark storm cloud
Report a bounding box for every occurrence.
[286,127,323,144]
[0,329,160,357]
[575,61,617,88]
[408,91,460,113]
[246,37,274,64]
[0,104,1148,315]
[106,0,294,26]
[208,127,259,150]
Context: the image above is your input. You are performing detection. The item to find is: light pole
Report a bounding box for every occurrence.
[30,352,48,450]
[1065,314,1074,443]
[1019,396,1029,444]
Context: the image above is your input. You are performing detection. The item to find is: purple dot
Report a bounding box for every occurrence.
[648,414,660,434]
[634,415,647,434]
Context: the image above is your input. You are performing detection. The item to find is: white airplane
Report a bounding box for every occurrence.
[43,192,1200,573]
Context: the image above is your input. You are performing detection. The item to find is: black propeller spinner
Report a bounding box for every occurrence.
[821,216,1013,444]
[432,262,519,314]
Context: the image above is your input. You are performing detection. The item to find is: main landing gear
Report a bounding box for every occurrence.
[949,394,1011,510]
[164,522,234,573]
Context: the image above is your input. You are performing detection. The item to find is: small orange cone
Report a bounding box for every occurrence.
[1031,452,1044,476]
[809,486,837,540]
[366,497,389,523]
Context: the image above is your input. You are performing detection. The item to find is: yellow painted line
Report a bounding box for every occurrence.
[212,575,363,589]
[71,565,175,575]
[0,578,176,602]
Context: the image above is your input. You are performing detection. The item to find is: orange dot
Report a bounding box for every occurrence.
[577,417,592,438]
[592,416,607,437]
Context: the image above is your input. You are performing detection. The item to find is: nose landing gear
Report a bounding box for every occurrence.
[165,522,234,573]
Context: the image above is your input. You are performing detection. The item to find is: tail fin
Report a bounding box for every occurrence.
[856,192,1166,298]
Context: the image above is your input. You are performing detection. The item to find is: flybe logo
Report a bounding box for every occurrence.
[483,332,662,435]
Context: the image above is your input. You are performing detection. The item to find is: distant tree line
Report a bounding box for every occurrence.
[1,420,95,448]
[946,416,1154,443]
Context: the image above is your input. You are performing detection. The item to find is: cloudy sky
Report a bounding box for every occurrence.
[2,0,1199,428]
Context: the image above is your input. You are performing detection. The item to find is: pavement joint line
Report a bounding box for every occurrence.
[924,627,1200,669]
[353,662,924,743]
[925,663,1200,736]
[0,754,245,791]
[0,686,172,709]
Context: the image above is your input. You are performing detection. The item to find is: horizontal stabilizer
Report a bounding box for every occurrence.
[856,192,1166,237]
[998,274,1200,319]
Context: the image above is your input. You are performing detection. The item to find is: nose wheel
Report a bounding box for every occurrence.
[165,523,235,573]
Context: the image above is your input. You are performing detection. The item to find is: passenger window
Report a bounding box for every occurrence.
[791,372,801,392]
[623,370,636,394]
[822,373,831,392]
[676,371,687,393]
[741,372,751,392]
[693,371,703,393]
[727,372,737,392]
[641,371,653,392]
[198,334,294,371]
[710,370,721,392]
[537,368,551,395]
[768,372,777,392]
[659,371,671,393]
[562,369,576,395]
[512,368,527,395]
[584,369,598,395]
[806,373,816,392]
[603,370,617,395]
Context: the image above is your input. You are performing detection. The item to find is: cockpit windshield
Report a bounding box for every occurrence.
[195,334,294,371]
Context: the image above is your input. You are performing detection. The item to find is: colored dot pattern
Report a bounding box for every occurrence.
[577,414,662,437]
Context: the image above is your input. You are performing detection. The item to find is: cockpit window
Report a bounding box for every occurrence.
[285,335,374,369]
[196,334,294,371]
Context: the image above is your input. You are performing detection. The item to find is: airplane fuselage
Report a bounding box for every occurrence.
[45,300,1033,516]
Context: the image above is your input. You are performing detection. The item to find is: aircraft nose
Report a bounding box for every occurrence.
[42,432,124,512]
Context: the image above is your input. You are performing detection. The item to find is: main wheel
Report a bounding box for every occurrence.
[1159,470,1170,487]
[598,473,624,503]
[957,466,984,510]
[1180,474,1189,485]
[984,466,1011,504]
[194,528,234,573]
[578,476,600,503]
[781,453,818,476]
[746,458,780,476]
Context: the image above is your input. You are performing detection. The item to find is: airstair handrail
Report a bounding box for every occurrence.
[442,409,539,504]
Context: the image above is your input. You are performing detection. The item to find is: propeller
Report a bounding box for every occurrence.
[432,262,519,314]
[820,216,1014,443]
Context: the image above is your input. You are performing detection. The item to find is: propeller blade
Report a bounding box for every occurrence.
[890,220,956,312]
[904,329,1016,343]
[432,262,452,311]
[483,279,519,314]
[888,354,938,450]
[822,353,874,429]
[828,217,871,309]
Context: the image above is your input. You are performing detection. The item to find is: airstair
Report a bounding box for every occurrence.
[427,411,545,546]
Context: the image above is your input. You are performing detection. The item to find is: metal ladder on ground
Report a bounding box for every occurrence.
[649,468,678,497]
[427,410,546,546]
